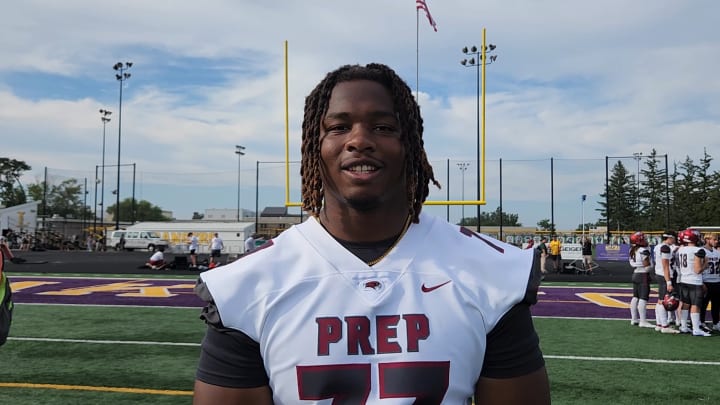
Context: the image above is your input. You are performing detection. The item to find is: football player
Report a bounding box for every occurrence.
[676,229,709,336]
[628,232,654,328]
[653,231,680,333]
[667,230,684,327]
[700,233,720,331]
[192,63,550,404]
[1,236,14,346]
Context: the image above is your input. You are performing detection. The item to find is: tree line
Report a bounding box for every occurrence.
[3,148,719,232]
[0,157,168,223]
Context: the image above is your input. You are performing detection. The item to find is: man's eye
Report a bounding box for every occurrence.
[327,124,349,132]
[375,124,399,134]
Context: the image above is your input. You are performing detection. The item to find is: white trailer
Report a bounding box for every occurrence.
[123,221,256,255]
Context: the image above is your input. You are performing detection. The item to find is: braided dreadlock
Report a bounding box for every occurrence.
[301,63,440,223]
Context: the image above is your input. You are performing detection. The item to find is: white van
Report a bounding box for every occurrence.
[107,230,169,252]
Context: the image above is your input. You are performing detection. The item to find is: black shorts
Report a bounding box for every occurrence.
[190,249,197,255]
[211,249,221,257]
[632,272,651,300]
[655,274,670,297]
[679,283,704,307]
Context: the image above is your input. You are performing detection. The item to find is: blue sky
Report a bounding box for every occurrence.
[2,0,719,231]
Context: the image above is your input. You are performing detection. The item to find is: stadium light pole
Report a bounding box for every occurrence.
[99,109,112,233]
[633,152,642,214]
[113,61,132,230]
[456,162,469,224]
[461,28,497,232]
[581,194,587,240]
[235,145,246,222]
[93,166,99,235]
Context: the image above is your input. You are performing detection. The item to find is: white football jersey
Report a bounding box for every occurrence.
[677,246,703,286]
[630,247,651,273]
[200,212,533,404]
[654,242,672,277]
[702,247,719,283]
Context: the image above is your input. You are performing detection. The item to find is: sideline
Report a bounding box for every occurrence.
[8,336,199,346]
[545,355,720,366]
[0,382,192,396]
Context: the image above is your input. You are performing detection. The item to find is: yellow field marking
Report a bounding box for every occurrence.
[7,280,61,292]
[0,382,192,396]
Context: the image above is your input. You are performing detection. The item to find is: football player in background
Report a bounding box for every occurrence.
[653,231,680,334]
[700,233,719,332]
[192,63,550,404]
[667,230,684,327]
[628,232,654,328]
[676,229,709,336]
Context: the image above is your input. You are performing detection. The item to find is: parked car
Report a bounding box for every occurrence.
[107,230,169,252]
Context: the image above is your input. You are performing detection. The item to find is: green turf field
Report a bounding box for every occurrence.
[0,281,718,404]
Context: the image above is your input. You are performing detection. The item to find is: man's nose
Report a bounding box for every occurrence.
[346,124,375,151]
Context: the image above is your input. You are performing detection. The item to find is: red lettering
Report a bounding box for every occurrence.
[345,316,375,355]
[316,317,342,356]
[403,314,430,352]
[376,315,401,354]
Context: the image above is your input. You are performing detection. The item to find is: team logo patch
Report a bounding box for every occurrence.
[362,280,383,291]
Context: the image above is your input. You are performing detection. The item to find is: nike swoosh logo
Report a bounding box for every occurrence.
[421,280,452,293]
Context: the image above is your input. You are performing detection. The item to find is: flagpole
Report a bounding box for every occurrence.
[416,9,420,101]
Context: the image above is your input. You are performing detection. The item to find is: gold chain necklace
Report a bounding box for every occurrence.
[319,214,413,266]
[365,215,412,266]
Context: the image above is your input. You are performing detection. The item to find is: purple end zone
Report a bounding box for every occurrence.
[9,277,657,320]
[532,286,658,319]
[9,276,205,307]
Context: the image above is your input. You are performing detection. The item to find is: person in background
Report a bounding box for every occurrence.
[676,229,708,336]
[548,236,562,273]
[652,231,680,334]
[192,62,549,405]
[536,236,549,276]
[208,233,224,266]
[699,233,719,332]
[628,231,654,328]
[1,236,14,346]
[145,246,166,270]
[581,237,593,274]
[187,232,200,268]
[244,233,256,255]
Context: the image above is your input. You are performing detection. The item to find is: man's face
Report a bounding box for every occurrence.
[319,80,406,212]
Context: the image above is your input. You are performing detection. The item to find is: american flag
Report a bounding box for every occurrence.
[416,0,438,32]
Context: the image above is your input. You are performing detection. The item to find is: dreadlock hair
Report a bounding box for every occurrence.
[300,63,440,223]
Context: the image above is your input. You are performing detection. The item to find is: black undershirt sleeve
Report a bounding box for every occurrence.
[195,325,269,388]
[194,279,268,388]
[480,303,545,378]
[480,249,545,379]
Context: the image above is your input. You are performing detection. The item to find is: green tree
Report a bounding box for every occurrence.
[192,212,205,220]
[106,198,170,222]
[27,178,92,220]
[0,157,31,207]
[695,148,714,225]
[597,161,636,232]
[536,219,554,231]
[638,149,669,231]
[462,206,521,227]
[670,156,699,229]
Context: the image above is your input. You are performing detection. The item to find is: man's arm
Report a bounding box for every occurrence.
[475,367,550,405]
[193,381,272,405]
[662,257,673,292]
[474,250,550,404]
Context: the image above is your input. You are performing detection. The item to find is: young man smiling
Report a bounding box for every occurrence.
[193,63,550,404]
